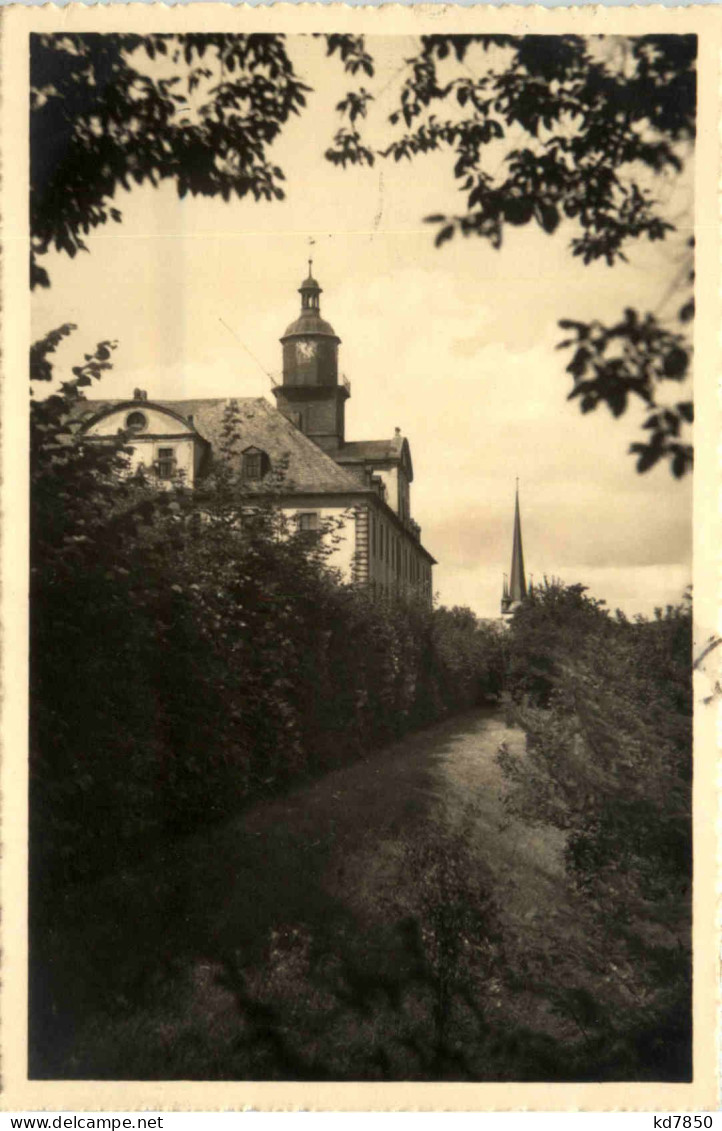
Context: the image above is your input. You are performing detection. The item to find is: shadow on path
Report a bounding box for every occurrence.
[32,708,513,1077]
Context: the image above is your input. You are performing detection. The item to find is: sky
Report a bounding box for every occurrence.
[32,35,694,619]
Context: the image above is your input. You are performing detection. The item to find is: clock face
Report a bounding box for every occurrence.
[296,340,317,362]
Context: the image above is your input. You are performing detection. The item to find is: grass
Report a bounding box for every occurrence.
[29,707,640,1081]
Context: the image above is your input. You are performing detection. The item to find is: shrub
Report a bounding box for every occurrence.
[497,579,693,1080]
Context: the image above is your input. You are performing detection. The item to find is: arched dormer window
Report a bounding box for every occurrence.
[241,446,270,481]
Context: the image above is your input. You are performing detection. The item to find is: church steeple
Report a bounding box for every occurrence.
[273,265,349,453]
[501,482,527,616]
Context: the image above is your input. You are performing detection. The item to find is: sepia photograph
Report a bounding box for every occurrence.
[7,4,714,1104]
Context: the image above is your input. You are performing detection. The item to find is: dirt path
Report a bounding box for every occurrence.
[35,708,572,1080]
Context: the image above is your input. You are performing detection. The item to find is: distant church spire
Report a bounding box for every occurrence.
[501,482,527,616]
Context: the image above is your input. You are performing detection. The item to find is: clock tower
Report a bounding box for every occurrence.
[273,266,349,453]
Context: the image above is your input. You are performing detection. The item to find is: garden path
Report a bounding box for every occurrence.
[36,708,571,1079]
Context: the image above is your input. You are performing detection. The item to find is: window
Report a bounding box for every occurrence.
[126,410,147,433]
[298,512,319,532]
[243,452,262,480]
[157,447,175,479]
[242,447,269,481]
[371,515,376,557]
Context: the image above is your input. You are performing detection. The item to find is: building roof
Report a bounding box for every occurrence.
[75,396,363,495]
[282,312,339,340]
[334,435,414,482]
[336,438,403,461]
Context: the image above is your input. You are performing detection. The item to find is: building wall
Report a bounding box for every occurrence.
[366,505,432,601]
[281,500,432,602]
[304,396,343,441]
[398,471,410,523]
[274,388,346,448]
[86,408,200,486]
[372,465,398,515]
[357,464,410,523]
[285,503,357,579]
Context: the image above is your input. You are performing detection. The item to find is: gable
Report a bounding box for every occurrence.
[82,401,196,439]
[335,436,414,483]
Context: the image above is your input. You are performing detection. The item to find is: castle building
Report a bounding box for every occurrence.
[501,483,527,616]
[75,266,436,601]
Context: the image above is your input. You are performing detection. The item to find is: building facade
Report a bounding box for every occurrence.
[76,268,436,601]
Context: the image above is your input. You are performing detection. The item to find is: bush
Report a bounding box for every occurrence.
[497,579,693,1080]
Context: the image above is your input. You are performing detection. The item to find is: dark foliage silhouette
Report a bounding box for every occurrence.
[497,580,692,1080]
[30,33,308,287]
[344,33,696,476]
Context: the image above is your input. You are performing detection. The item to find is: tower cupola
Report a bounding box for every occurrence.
[280,262,341,387]
[274,264,349,453]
